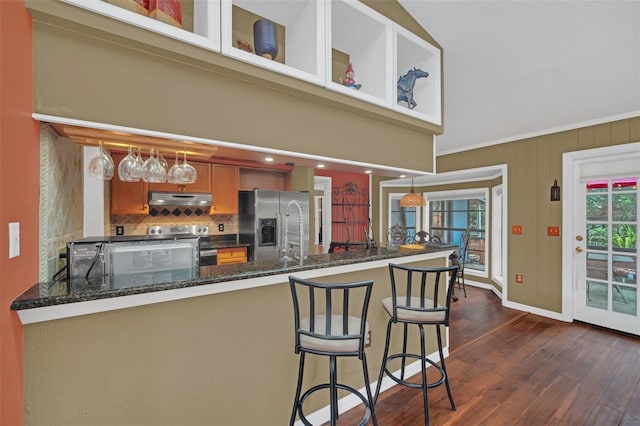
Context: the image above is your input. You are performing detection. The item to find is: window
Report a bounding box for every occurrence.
[389,194,421,242]
[426,189,488,273]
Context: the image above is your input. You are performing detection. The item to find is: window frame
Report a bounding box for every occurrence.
[424,188,490,279]
[388,193,422,243]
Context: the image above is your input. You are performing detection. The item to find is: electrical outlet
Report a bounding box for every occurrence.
[512,225,523,235]
[218,224,224,232]
[116,226,124,235]
[516,274,524,284]
[547,226,560,236]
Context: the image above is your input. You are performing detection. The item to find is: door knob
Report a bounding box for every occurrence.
[575,246,584,253]
[576,235,583,241]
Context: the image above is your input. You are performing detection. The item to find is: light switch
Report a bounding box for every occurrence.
[9,222,20,259]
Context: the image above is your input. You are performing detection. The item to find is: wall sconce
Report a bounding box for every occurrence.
[550,179,561,201]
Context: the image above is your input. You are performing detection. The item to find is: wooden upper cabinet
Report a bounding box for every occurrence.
[239,168,289,191]
[110,153,148,215]
[211,164,239,215]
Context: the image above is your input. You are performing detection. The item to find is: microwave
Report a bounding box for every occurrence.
[67,234,199,279]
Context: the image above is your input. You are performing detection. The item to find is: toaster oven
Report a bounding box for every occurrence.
[67,234,199,279]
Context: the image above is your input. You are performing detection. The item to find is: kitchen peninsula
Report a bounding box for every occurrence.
[12,244,455,322]
[15,244,455,426]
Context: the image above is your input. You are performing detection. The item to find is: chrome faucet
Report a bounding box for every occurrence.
[282,200,304,265]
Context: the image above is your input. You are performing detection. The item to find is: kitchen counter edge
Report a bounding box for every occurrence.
[12,245,456,324]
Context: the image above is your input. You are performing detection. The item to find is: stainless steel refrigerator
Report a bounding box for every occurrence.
[239,189,310,261]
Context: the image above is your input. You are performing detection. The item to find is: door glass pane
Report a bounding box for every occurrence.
[612,254,637,285]
[612,224,637,251]
[612,177,637,191]
[613,286,637,316]
[587,180,608,193]
[587,223,608,250]
[586,252,608,280]
[613,193,637,221]
[586,280,608,310]
[586,194,608,221]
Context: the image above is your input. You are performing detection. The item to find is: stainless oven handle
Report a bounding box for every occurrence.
[200,249,218,256]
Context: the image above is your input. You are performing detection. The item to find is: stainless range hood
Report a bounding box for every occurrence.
[148,191,212,207]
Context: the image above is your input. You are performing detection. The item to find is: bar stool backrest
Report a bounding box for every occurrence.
[289,276,374,358]
[387,263,459,326]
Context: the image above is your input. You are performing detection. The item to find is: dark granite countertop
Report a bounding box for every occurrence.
[11,244,456,311]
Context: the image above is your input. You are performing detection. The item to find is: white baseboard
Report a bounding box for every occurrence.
[295,348,448,425]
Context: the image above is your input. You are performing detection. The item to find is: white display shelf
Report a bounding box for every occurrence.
[325,0,393,109]
[54,0,442,127]
[393,24,442,125]
[220,0,325,86]
[58,0,220,52]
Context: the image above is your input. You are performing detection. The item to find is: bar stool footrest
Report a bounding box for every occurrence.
[297,383,373,426]
[383,353,446,389]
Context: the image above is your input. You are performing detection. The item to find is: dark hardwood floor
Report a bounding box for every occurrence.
[337,285,640,425]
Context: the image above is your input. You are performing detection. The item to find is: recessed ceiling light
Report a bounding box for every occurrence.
[364,170,372,174]
[399,174,406,178]
[265,157,274,162]
[317,164,325,168]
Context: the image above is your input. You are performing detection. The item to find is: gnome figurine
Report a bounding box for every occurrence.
[341,63,362,90]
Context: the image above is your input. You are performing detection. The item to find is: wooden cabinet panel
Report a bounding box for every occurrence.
[239,168,289,191]
[217,246,247,265]
[211,165,239,214]
[110,153,148,214]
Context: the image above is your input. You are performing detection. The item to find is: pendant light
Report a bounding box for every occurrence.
[399,177,426,207]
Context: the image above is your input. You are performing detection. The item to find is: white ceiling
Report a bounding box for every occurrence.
[398,0,640,156]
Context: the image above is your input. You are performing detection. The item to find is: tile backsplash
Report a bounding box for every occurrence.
[110,214,238,236]
[40,127,83,281]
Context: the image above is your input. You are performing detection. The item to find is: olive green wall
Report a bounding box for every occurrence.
[437,116,640,312]
[28,0,438,173]
[23,256,447,426]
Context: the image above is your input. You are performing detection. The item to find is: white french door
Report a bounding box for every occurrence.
[566,144,640,335]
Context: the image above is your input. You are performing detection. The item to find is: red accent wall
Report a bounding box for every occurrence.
[0,1,38,424]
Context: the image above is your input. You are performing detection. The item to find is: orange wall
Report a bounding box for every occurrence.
[0,1,38,424]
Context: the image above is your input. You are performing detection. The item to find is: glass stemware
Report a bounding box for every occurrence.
[89,140,114,180]
[117,145,140,182]
[157,150,168,172]
[132,146,145,180]
[179,151,197,184]
[142,148,167,183]
[167,151,186,184]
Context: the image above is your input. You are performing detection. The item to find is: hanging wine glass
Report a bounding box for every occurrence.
[142,148,167,183]
[179,151,197,184]
[132,146,145,180]
[167,151,185,184]
[89,140,114,180]
[117,145,139,182]
[157,150,168,172]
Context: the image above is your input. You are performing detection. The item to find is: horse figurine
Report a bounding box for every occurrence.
[397,67,429,109]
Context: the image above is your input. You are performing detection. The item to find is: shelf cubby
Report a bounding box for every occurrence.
[220,0,325,86]
[393,24,442,125]
[59,0,220,52]
[326,0,393,108]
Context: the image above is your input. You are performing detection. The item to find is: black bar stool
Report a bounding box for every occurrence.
[374,263,459,425]
[289,276,378,426]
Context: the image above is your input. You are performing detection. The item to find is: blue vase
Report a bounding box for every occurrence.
[253,19,278,60]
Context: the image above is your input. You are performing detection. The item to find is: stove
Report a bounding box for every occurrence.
[148,224,210,237]
[148,225,217,266]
